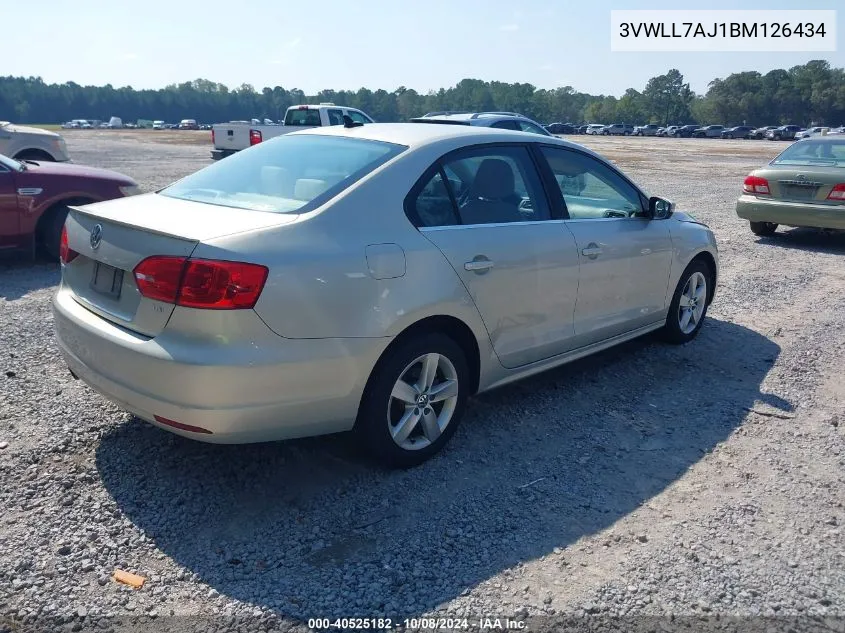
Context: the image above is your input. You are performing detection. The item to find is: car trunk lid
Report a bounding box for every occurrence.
[61,193,295,337]
[758,166,845,203]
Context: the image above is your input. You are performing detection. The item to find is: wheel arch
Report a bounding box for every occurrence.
[35,197,98,245]
[13,148,56,162]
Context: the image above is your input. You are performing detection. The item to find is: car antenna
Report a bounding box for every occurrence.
[343,115,364,128]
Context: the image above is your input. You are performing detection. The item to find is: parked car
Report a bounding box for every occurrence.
[0,153,139,259]
[749,125,779,140]
[721,126,753,139]
[577,125,589,134]
[602,123,634,136]
[766,125,803,141]
[0,122,70,162]
[736,136,845,236]
[53,124,718,467]
[633,124,661,136]
[152,121,166,130]
[656,126,678,137]
[545,122,575,134]
[212,104,375,160]
[794,126,830,139]
[585,124,606,135]
[179,119,199,130]
[692,125,725,138]
[674,125,702,138]
[410,112,550,137]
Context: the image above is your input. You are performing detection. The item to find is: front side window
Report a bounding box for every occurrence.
[161,134,406,214]
[540,147,645,220]
[407,145,550,227]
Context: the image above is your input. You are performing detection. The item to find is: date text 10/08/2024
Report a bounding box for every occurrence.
[307,617,527,630]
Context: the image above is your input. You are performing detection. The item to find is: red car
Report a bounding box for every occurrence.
[0,154,139,259]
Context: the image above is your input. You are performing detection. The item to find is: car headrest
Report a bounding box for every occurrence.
[293,178,329,201]
[471,159,515,200]
[260,166,293,197]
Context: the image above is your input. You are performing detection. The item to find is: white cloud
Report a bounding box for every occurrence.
[499,24,519,32]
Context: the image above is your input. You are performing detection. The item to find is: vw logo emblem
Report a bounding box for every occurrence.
[416,394,429,406]
[90,224,103,250]
[796,174,807,181]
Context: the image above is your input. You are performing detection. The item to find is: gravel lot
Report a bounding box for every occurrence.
[1,131,843,632]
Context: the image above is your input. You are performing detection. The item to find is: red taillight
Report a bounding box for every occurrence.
[249,129,262,146]
[59,225,78,264]
[211,128,215,145]
[827,183,845,200]
[133,256,268,310]
[743,175,770,195]
[133,256,186,303]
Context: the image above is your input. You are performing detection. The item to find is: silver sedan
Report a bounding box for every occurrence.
[53,123,718,467]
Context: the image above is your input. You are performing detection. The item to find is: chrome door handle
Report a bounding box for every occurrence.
[581,244,603,259]
[464,259,494,273]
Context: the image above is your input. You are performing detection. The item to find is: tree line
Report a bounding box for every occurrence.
[1,60,843,127]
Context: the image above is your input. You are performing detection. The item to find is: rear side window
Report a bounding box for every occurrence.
[161,135,406,214]
[327,109,344,126]
[284,108,322,126]
[346,110,371,124]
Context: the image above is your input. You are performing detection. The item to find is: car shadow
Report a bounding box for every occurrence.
[0,259,60,301]
[754,227,845,255]
[95,317,783,622]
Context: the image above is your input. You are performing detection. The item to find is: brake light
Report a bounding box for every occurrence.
[59,225,78,264]
[249,129,262,146]
[211,128,215,145]
[826,183,845,200]
[743,175,770,195]
[133,257,268,309]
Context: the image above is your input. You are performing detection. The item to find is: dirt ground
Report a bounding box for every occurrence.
[0,131,842,632]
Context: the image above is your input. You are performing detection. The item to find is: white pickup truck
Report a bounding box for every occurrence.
[210,103,375,160]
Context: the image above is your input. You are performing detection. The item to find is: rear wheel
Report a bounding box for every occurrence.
[356,333,469,468]
[750,221,778,236]
[661,260,711,345]
[40,205,70,259]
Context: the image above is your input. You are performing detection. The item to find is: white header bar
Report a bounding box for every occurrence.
[611,10,837,52]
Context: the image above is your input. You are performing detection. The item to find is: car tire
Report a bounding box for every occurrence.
[661,259,712,345]
[750,221,778,236]
[355,333,470,469]
[41,204,70,260]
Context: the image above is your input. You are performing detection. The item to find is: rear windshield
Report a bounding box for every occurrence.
[772,140,845,167]
[285,108,322,126]
[160,134,406,214]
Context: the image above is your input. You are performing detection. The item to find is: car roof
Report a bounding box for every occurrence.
[293,122,593,152]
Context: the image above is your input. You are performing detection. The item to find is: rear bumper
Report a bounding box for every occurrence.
[52,286,389,443]
[736,196,845,230]
[210,148,238,161]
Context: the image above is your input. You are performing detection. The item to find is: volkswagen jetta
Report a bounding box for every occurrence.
[53,124,718,467]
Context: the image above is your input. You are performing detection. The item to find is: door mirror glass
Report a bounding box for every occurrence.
[649,196,675,219]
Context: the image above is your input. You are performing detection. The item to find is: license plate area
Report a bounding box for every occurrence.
[90,262,124,299]
[781,185,818,200]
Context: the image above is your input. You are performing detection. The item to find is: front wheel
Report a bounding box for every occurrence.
[750,221,778,236]
[356,333,469,468]
[661,260,712,344]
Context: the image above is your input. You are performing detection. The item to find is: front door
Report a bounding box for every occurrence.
[407,144,581,368]
[537,145,674,346]
[0,165,20,250]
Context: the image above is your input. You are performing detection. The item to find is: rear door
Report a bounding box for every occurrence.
[408,143,581,368]
[538,145,674,346]
[0,163,19,249]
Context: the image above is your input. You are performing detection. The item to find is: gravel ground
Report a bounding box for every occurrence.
[1,133,843,633]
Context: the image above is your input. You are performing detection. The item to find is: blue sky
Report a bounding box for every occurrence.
[6,0,843,96]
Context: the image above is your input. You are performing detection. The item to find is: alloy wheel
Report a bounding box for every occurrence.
[387,353,459,451]
[678,271,707,334]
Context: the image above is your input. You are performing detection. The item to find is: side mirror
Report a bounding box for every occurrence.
[649,196,675,220]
